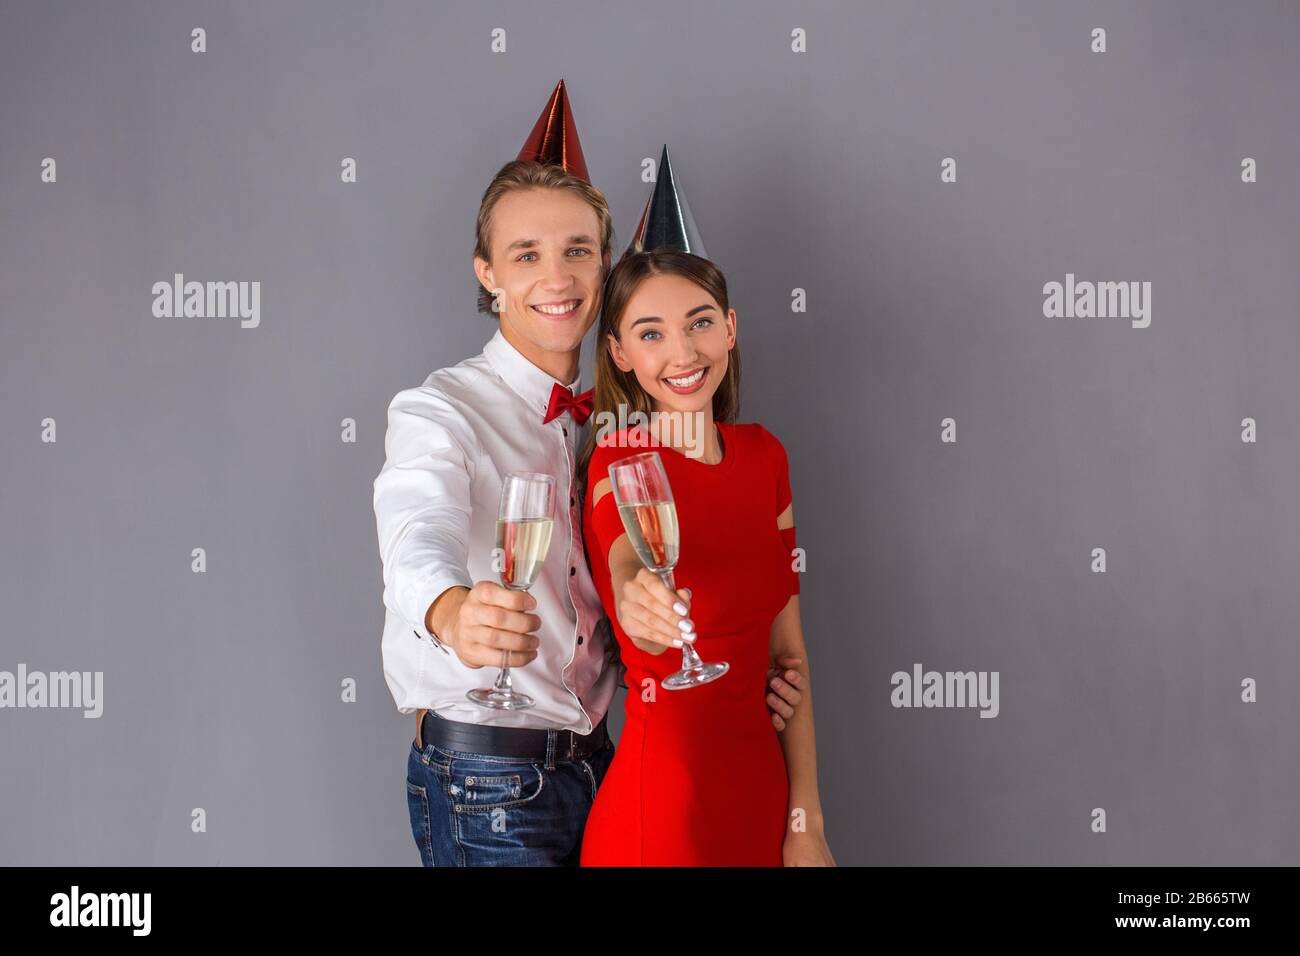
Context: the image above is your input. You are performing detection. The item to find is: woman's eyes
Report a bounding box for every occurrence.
[639,318,713,342]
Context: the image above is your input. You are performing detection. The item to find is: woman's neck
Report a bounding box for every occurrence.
[649,406,722,464]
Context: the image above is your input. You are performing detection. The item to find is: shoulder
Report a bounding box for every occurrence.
[387,345,501,418]
[384,380,465,428]
[587,426,645,484]
[590,424,650,461]
[382,359,495,454]
[422,350,498,404]
[730,421,787,462]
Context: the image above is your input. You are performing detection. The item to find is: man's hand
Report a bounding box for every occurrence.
[766,655,804,731]
[426,582,541,669]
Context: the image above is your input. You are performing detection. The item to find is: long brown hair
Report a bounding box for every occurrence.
[472,160,615,315]
[578,250,741,478]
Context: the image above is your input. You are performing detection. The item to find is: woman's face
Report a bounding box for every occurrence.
[607,273,736,415]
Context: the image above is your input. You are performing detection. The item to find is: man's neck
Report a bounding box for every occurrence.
[498,321,581,385]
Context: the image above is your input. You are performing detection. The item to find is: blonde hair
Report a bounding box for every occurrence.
[472,160,614,315]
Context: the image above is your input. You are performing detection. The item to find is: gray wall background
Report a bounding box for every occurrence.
[2,0,1297,865]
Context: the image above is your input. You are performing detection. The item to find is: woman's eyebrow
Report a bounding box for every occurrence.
[630,304,716,329]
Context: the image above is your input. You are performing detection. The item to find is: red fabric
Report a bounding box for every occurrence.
[580,421,795,865]
[542,383,594,425]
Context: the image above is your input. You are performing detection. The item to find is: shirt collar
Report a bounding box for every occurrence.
[483,326,583,415]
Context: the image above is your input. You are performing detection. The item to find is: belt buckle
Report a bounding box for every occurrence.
[566,730,578,760]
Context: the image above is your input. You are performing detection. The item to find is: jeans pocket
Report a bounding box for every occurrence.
[447,758,546,812]
[405,777,434,866]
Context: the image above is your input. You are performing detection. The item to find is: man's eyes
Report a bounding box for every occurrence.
[516,248,593,262]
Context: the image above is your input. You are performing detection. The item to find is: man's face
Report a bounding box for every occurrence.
[474,188,609,368]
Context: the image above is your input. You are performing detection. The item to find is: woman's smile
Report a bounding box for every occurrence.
[661,365,710,395]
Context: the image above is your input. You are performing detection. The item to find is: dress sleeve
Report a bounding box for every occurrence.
[758,424,800,597]
[757,424,792,516]
[586,444,629,564]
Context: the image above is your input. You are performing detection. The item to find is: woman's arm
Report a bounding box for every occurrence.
[589,478,809,724]
[771,502,835,865]
[591,478,694,656]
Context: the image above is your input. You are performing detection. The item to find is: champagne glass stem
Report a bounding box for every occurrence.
[494,647,513,693]
[658,569,704,670]
[492,585,529,693]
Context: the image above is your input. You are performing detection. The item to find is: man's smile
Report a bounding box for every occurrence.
[531,298,583,320]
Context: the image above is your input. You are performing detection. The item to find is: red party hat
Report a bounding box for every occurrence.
[517,79,590,182]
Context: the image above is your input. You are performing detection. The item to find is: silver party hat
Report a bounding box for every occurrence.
[623,145,707,259]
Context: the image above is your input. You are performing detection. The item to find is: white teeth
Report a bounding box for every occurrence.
[534,301,578,315]
[665,368,705,387]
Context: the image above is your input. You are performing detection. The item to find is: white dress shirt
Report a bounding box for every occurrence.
[373,327,618,732]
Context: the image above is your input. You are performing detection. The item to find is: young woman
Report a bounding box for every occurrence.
[578,250,834,866]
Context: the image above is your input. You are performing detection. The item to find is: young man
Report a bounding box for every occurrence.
[373,83,803,866]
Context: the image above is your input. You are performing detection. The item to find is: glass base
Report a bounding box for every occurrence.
[662,659,730,690]
[466,687,535,710]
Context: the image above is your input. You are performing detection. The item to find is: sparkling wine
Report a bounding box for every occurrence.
[606,452,728,689]
[617,501,680,571]
[496,517,554,590]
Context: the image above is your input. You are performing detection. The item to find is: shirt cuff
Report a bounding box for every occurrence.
[399,566,474,643]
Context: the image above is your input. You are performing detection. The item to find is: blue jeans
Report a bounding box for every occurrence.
[405,731,616,866]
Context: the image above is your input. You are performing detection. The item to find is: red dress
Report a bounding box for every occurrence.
[580,421,800,866]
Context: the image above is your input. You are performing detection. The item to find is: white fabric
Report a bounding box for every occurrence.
[373,327,617,732]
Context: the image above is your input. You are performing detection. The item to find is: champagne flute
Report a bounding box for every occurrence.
[607,452,729,689]
[467,471,555,709]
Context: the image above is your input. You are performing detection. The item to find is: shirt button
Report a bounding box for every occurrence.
[570,566,576,576]
[570,496,575,507]
[577,635,584,645]
[563,427,568,436]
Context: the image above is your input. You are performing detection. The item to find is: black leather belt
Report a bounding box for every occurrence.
[419,709,609,762]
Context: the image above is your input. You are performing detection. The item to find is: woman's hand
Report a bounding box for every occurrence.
[783,827,835,867]
[615,568,694,656]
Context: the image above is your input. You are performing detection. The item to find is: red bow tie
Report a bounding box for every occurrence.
[543,383,595,425]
